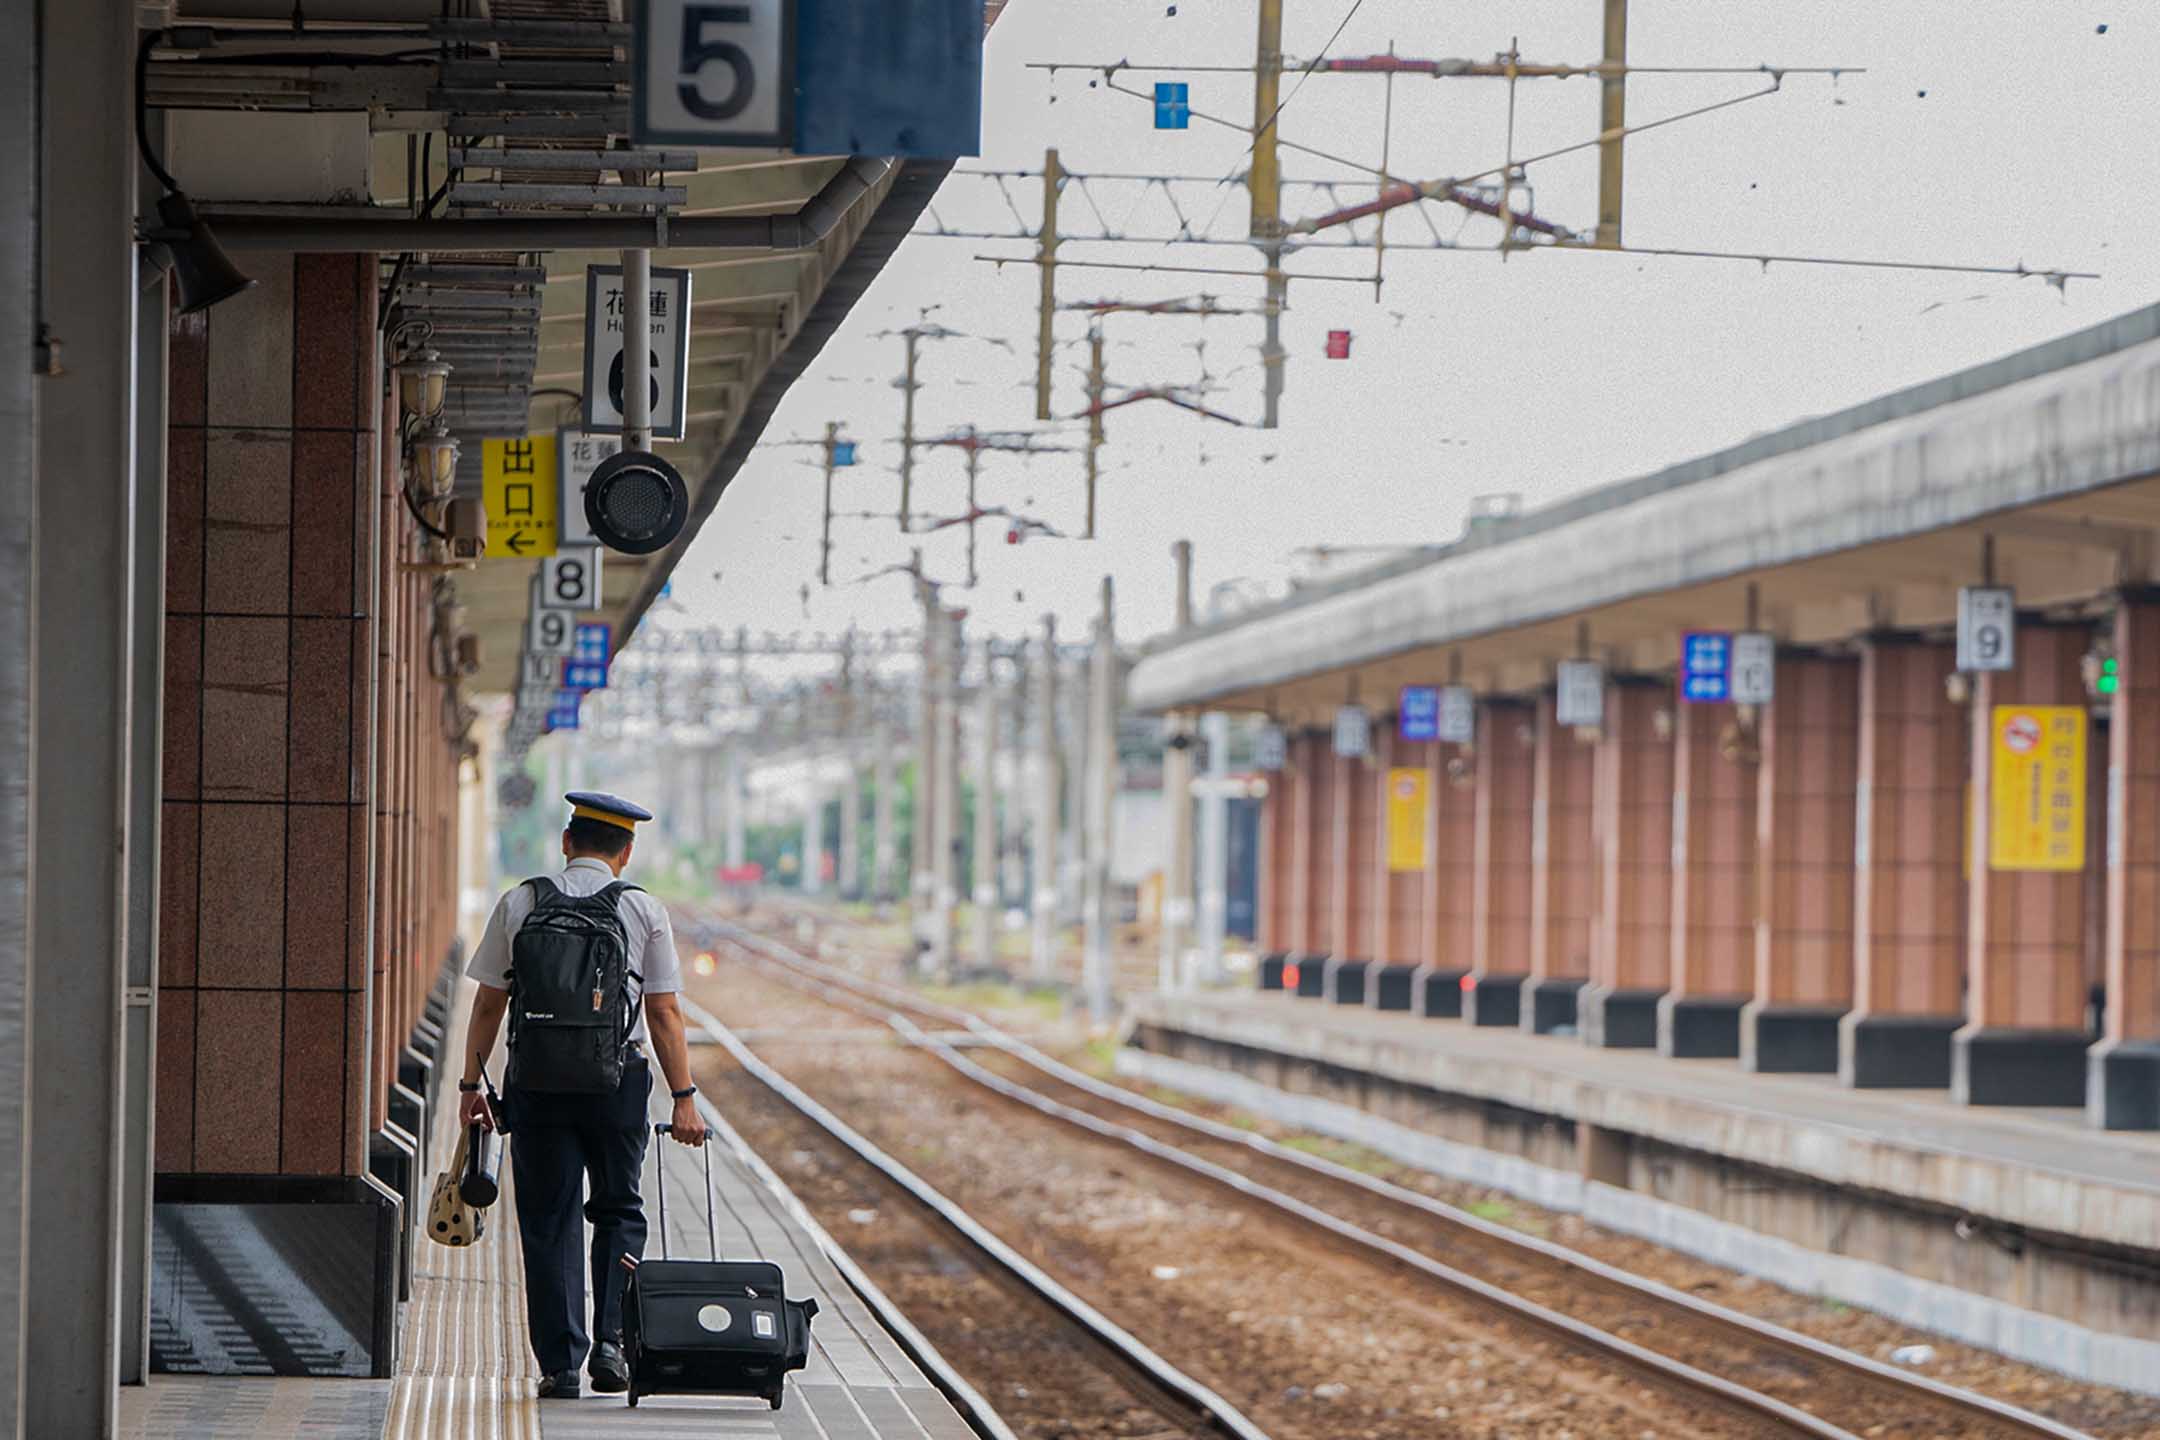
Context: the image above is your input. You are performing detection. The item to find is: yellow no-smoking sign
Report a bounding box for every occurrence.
[482,435,559,559]
[1989,705,2085,872]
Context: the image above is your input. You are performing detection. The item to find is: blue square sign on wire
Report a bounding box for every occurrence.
[574,622,612,665]
[1399,685,1440,742]
[564,661,609,692]
[833,441,858,467]
[1154,82,1191,129]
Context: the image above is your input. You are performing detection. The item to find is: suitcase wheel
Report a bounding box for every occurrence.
[768,1391,783,1411]
[626,1392,639,1409]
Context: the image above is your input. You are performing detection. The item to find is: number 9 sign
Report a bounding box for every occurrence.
[541,547,605,613]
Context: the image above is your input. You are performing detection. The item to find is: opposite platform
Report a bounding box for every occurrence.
[1129,988,2160,1253]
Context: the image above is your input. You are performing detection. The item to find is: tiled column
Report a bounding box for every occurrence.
[1658,698,1757,1056]
[1585,682,1674,1046]
[1416,730,1478,1015]
[158,255,397,1375]
[2092,593,2160,1128]
[1743,653,1860,1073]
[1287,734,1314,954]
[1374,725,1429,1009]
[1526,694,1598,1033]
[1840,637,1966,1087]
[1341,742,1373,956]
[1954,623,2093,1106]
[1465,699,1536,1026]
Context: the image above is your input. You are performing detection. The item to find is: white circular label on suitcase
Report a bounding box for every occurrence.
[697,1304,732,1333]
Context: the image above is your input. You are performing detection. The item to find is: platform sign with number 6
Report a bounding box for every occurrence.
[634,0,793,147]
[541,546,604,612]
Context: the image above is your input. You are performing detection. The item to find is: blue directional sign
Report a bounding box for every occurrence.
[547,691,582,731]
[1681,631,1732,703]
[794,0,983,157]
[1399,685,1440,742]
[1154,82,1191,129]
[574,622,612,665]
[832,441,858,467]
[564,661,609,692]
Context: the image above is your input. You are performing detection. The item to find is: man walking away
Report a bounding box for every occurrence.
[457,791,710,1399]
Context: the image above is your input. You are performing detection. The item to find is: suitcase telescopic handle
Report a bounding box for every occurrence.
[653,1123,720,1260]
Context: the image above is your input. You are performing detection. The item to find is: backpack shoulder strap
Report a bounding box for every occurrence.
[523,876,562,903]
[592,881,642,904]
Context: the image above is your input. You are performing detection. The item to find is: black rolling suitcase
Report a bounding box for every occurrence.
[624,1124,820,1410]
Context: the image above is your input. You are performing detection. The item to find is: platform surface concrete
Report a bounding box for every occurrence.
[122,981,976,1440]
[1131,989,2160,1254]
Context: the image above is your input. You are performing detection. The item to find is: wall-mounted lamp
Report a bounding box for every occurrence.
[408,425,460,496]
[1652,706,1675,741]
[1944,671,1973,707]
[395,349,453,420]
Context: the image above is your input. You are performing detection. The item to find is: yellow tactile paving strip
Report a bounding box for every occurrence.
[383,986,540,1440]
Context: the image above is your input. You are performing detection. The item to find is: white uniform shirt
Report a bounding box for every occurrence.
[466,856,681,1048]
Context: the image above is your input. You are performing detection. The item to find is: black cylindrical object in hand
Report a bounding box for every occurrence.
[460,1121,500,1208]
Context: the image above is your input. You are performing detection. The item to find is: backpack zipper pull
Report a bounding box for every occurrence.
[591,987,603,1013]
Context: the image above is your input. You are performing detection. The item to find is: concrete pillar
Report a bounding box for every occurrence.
[971,653,999,975]
[801,774,824,895]
[1080,579,1117,1022]
[725,742,747,870]
[1526,694,1599,1034]
[1291,733,1323,956]
[911,577,938,934]
[1160,710,1195,990]
[2092,593,2160,1128]
[1414,732,1478,1015]
[1742,653,1860,1073]
[1841,637,1966,1088]
[27,6,135,1419]
[928,610,962,975]
[872,710,897,903]
[1955,622,2093,1106]
[1198,711,1232,984]
[1586,683,1674,1047]
[1465,699,1536,1026]
[0,0,35,1413]
[1658,698,1757,1056]
[838,740,862,901]
[1030,621,1060,981]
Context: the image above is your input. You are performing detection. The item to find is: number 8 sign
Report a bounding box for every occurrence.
[541,547,605,612]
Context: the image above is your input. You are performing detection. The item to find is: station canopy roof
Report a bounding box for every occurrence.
[158,0,1007,695]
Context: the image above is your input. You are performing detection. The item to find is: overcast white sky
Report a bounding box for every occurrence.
[634,1,2156,693]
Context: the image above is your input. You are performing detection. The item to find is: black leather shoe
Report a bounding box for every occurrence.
[588,1340,629,1394]
[537,1369,582,1399]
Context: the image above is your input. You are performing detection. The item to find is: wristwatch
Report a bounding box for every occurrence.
[670,1085,697,1100]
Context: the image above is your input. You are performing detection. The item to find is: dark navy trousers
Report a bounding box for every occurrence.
[506,1057,652,1374]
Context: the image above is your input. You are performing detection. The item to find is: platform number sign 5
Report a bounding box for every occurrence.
[541,547,605,612]
[634,0,793,148]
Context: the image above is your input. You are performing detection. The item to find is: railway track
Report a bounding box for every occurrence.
[687,906,2092,1440]
[694,997,1272,1440]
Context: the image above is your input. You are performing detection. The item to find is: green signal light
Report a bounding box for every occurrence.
[2099,657,2120,696]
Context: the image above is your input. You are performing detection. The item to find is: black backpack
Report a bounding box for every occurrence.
[506,877,640,1094]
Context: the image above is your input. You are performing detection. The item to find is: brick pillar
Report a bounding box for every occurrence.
[1954,623,2094,1106]
[1374,725,1428,1009]
[1465,698,1535,1026]
[2091,594,2160,1128]
[1258,759,1289,954]
[1658,698,1757,1057]
[157,255,400,1375]
[1341,744,1373,960]
[1840,638,1966,1087]
[1525,694,1598,1033]
[1584,682,1674,1047]
[1742,653,1860,1073]
[1416,730,1478,1015]
[1288,733,1315,954]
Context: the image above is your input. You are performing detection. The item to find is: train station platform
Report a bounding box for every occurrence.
[1121,986,2160,1392]
[121,988,975,1440]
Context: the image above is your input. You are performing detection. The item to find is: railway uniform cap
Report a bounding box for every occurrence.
[564,791,653,832]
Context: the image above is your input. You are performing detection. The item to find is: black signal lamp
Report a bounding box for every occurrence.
[584,448,689,556]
